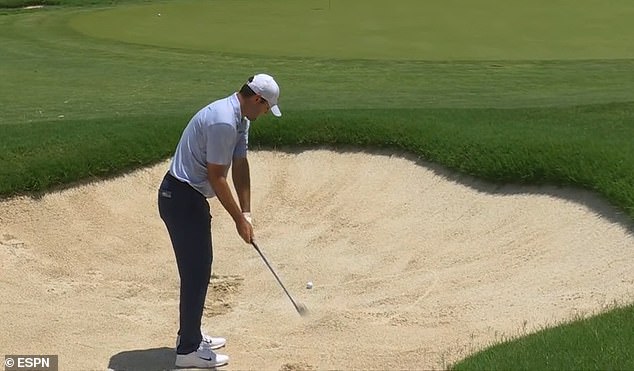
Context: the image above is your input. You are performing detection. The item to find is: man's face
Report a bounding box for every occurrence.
[244,95,271,121]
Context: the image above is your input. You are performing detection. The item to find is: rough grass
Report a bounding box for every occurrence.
[452,303,634,370]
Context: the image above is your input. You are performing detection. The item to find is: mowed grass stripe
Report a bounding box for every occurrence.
[2,10,634,127]
[68,0,634,60]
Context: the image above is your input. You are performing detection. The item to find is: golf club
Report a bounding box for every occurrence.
[251,240,309,317]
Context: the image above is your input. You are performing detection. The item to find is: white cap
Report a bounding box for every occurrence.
[247,73,282,117]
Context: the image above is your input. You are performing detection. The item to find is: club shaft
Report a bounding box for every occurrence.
[251,241,301,312]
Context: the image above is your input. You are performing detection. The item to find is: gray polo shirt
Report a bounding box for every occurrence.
[169,93,249,198]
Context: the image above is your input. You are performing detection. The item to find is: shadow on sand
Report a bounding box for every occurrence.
[108,347,175,371]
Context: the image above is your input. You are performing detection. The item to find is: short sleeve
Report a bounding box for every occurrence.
[233,119,249,159]
[206,123,237,165]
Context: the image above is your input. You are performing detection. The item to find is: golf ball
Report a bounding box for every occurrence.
[306,281,313,289]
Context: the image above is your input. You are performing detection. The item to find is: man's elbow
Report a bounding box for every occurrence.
[233,156,249,168]
[207,163,228,187]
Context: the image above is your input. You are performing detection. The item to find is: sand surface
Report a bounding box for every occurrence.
[1,149,633,370]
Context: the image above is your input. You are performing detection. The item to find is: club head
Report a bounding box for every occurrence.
[296,303,309,317]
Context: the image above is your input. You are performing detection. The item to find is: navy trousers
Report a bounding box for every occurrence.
[158,172,212,354]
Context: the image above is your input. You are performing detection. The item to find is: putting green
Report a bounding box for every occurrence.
[68,0,634,61]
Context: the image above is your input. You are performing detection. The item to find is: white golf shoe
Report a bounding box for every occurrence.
[175,341,229,368]
[176,330,227,350]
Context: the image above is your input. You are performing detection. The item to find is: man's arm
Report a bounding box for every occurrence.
[232,157,251,214]
[207,163,253,243]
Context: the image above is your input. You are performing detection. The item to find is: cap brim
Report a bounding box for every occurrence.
[270,105,282,117]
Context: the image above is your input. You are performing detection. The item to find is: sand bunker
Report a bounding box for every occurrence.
[1,150,633,370]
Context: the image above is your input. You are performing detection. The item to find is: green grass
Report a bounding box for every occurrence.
[0,114,184,193]
[1,0,633,369]
[68,0,634,60]
[452,304,634,370]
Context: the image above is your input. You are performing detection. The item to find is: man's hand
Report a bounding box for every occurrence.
[208,162,254,243]
[236,215,254,243]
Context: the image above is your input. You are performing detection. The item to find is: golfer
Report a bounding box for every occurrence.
[158,74,281,368]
